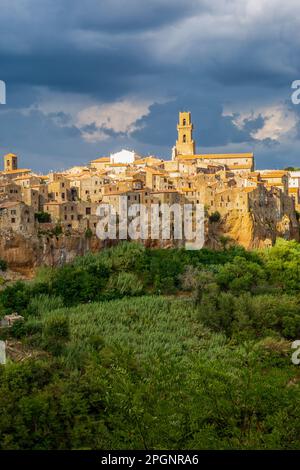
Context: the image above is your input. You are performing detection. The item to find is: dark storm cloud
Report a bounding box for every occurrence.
[0,0,300,170]
[72,0,205,33]
[132,96,267,148]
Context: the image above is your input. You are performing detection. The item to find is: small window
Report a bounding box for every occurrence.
[183,118,186,126]
[183,134,186,143]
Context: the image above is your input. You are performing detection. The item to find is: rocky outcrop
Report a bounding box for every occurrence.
[0,230,107,274]
[207,210,297,250]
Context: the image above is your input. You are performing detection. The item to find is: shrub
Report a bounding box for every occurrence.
[42,312,70,355]
[35,212,51,223]
[85,228,93,239]
[0,259,7,272]
[0,281,31,314]
[209,211,221,223]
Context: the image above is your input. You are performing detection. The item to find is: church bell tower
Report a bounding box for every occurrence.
[4,153,18,172]
[175,111,196,156]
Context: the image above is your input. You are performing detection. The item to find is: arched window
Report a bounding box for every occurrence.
[183,134,186,143]
[183,118,186,126]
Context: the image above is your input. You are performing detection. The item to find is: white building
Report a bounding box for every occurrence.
[110,149,138,165]
[288,171,300,189]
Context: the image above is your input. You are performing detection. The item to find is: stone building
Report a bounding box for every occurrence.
[21,187,40,213]
[43,201,78,225]
[48,174,71,203]
[0,180,21,201]
[0,200,35,234]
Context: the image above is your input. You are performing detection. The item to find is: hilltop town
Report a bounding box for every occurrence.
[0,112,299,270]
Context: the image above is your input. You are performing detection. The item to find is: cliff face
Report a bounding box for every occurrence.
[206,187,299,249]
[0,231,106,274]
[207,210,297,250]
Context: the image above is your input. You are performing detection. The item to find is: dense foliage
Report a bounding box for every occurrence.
[1,239,300,449]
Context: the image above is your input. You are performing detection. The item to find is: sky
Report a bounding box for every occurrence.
[0,0,300,172]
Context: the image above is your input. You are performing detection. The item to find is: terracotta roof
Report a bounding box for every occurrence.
[102,190,129,196]
[150,189,179,194]
[261,171,287,178]
[178,153,253,160]
[227,164,253,170]
[90,157,110,163]
[2,169,31,175]
[108,163,129,167]
[0,201,21,209]
[14,175,37,181]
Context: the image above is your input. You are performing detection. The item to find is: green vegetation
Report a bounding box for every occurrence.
[1,239,300,449]
[0,259,7,272]
[209,211,221,223]
[35,212,51,223]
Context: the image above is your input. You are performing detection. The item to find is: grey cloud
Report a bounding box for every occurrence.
[0,0,299,171]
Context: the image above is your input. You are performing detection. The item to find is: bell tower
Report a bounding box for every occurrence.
[4,153,18,172]
[175,111,195,156]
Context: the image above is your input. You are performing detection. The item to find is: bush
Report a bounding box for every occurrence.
[0,259,7,272]
[42,312,70,355]
[216,256,266,293]
[85,228,93,239]
[0,281,31,314]
[209,211,221,223]
[53,224,63,236]
[35,212,51,223]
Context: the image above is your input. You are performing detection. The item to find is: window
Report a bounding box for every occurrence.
[183,134,186,143]
[183,118,186,125]
[86,207,91,215]
[11,218,16,223]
